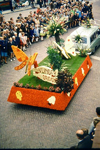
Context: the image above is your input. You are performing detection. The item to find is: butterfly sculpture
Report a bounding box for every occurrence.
[11,45,38,76]
[65,36,76,56]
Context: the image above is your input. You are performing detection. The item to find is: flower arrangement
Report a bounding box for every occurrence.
[81,18,91,28]
[44,15,67,43]
[75,34,82,43]
[49,86,55,92]
[56,69,74,93]
[31,85,34,88]
[74,34,91,56]
[78,47,91,57]
[25,84,30,88]
[43,87,49,91]
[13,82,21,87]
[19,83,23,87]
[55,87,61,93]
[36,84,42,90]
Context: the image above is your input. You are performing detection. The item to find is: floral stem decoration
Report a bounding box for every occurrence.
[74,35,91,56]
[75,34,82,43]
[44,15,67,43]
[78,47,91,57]
[81,18,91,28]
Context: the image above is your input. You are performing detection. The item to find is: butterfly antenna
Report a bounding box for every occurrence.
[25,58,30,73]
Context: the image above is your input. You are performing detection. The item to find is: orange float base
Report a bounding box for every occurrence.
[7,55,92,111]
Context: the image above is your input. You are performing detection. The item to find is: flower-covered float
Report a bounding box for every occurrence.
[7,17,92,111]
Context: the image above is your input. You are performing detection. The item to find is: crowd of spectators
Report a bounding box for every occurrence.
[0,0,94,66]
[70,107,100,149]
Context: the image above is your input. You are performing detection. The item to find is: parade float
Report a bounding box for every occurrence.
[7,16,92,111]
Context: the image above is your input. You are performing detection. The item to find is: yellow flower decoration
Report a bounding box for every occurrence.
[16,91,22,101]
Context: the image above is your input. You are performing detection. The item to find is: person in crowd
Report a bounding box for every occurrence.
[1,36,8,64]
[17,13,23,20]
[8,37,14,61]
[10,17,14,25]
[35,16,40,27]
[81,12,85,22]
[34,25,40,42]
[76,7,82,26]
[89,107,100,136]
[20,32,28,51]
[81,128,88,137]
[69,12,74,28]
[70,129,93,149]
[30,25,35,43]
[12,36,17,46]
[40,25,45,40]
[36,6,42,14]
[18,28,23,49]
[16,23,21,37]
[29,11,33,18]
[27,17,32,26]
[23,23,31,46]
[14,32,20,48]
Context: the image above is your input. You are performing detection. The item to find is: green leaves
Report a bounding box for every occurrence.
[47,46,63,71]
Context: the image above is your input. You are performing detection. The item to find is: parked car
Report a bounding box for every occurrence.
[70,25,100,54]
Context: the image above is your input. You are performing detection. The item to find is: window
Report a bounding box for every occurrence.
[81,37,87,44]
[90,32,97,43]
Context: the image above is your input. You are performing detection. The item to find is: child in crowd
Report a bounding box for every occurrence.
[8,37,15,61]
[34,25,40,42]
[24,23,31,46]
[35,16,40,27]
[20,32,28,51]
[30,25,35,43]
[19,29,23,50]
[40,25,45,41]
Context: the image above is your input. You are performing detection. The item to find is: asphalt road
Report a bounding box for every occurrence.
[0,0,100,148]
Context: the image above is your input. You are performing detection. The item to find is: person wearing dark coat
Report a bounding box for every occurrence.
[70,129,93,149]
[76,129,93,148]
[30,25,35,43]
[14,32,20,48]
[12,36,17,46]
[1,36,8,64]
[8,37,15,61]
[8,37,13,60]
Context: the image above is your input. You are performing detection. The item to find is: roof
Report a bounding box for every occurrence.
[70,26,98,38]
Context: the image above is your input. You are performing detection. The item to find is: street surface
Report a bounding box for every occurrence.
[0,0,100,148]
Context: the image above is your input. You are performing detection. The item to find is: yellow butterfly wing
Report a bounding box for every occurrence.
[15,60,27,70]
[11,45,29,62]
[27,52,38,76]
[11,45,29,70]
